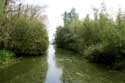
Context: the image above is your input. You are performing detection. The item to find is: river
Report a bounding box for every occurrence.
[0,27,125,83]
[45,45,62,83]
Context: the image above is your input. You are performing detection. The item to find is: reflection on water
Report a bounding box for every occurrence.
[45,23,63,83]
[45,44,63,83]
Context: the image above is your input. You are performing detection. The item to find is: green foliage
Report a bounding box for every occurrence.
[55,26,78,51]
[0,2,49,56]
[0,50,15,57]
[0,15,48,56]
[0,50,15,65]
[55,7,125,68]
[63,8,79,27]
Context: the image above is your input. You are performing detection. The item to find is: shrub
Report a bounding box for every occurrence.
[84,44,118,65]
[0,16,49,56]
[55,26,78,51]
[10,16,48,55]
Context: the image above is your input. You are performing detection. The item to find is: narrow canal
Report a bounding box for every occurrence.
[45,25,63,83]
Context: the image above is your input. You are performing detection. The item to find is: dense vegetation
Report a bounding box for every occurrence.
[55,6,125,68]
[0,0,49,56]
[0,16,48,55]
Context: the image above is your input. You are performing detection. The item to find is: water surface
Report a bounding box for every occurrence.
[0,56,47,83]
[45,25,63,83]
[45,45,63,83]
[56,48,125,83]
[0,48,125,83]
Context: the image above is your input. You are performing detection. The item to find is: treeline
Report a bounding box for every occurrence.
[0,0,49,56]
[55,7,125,68]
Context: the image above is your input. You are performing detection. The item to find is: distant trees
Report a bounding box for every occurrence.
[63,8,79,27]
[55,8,80,51]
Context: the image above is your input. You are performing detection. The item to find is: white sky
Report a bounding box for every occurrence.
[24,0,125,27]
[23,0,125,40]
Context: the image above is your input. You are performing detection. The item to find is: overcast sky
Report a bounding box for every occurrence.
[24,0,125,27]
[23,0,125,40]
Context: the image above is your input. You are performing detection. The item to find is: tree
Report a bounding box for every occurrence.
[63,8,79,27]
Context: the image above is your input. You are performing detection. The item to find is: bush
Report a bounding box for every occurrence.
[0,16,49,56]
[55,26,78,51]
[10,16,48,55]
[84,44,118,65]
